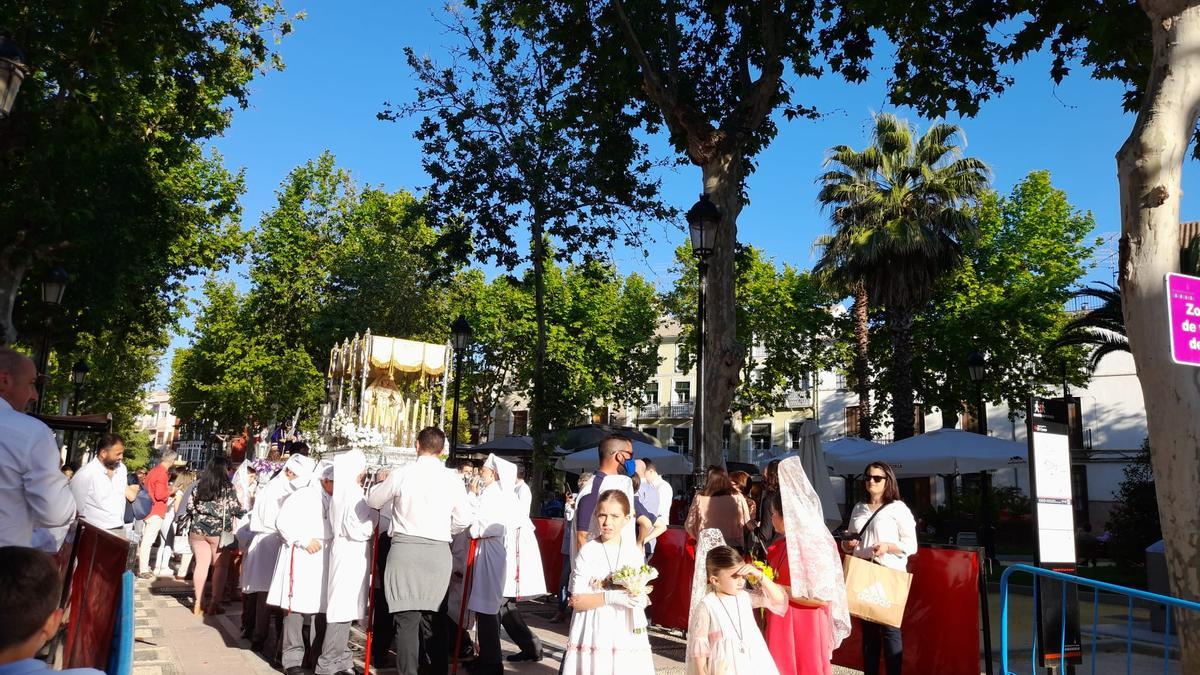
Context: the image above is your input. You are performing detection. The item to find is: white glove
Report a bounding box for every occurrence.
[604,590,645,609]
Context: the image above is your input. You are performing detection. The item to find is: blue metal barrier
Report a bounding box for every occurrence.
[1000,563,1200,675]
[106,571,134,675]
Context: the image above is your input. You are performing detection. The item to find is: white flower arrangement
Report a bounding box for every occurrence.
[329,410,385,450]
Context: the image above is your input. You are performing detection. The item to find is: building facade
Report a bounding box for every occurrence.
[137,391,179,453]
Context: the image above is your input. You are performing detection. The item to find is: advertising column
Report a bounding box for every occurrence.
[1027,397,1081,671]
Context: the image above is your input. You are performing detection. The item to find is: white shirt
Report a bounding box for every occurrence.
[0,399,76,546]
[366,455,472,542]
[848,500,919,571]
[649,476,673,521]
[70,457,129,530]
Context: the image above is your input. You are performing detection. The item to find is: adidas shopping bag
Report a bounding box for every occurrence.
[842,554,912,628]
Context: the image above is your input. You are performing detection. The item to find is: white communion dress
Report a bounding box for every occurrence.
[560,538,654,675]
[686,589,784,675]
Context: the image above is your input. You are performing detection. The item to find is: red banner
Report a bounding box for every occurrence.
[533,520,982,675]
[63,521,129,670]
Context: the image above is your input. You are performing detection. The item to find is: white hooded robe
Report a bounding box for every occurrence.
[324,449,378,624]
[267,463,333,615]
[243,455,315,593]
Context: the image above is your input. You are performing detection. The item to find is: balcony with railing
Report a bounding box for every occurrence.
[636,400,694,419]
[783,389,813,409]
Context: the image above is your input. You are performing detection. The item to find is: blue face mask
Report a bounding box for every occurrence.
[623,459,637,476]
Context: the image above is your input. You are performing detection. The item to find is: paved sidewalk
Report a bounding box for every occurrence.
[132,578,861,675]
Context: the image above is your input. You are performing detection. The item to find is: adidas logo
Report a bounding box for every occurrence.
[856,582,893,609]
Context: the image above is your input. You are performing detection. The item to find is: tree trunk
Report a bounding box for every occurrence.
[700,157,745,470]
[888,306,916,441]
[1116,2,1200,667]
[0,250,32,346]
[528,224,551,513]
[852,282,872,438]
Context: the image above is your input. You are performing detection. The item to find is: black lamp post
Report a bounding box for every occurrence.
[967,351,987,436]
[687,193,719,486]
[66,359,88,466]
[33,267,68,413]
[0,36,27,120]
[966,349,996,567]
[448,315,472,463]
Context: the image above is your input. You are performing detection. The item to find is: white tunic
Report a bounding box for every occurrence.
[324,450,378,624]
[242,474,292,593]
[506,482,546,599]
[267,483,333,614]
[0,398,75,547]
[466,481,508,615]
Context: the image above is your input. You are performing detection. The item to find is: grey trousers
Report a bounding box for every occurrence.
[281,612,328,670]
[316,621,352,675]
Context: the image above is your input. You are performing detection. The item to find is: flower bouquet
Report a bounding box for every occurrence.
[747,560,776,586]
[608,564,659,633]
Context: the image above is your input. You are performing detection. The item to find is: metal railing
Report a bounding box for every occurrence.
[1000,563,1200,675]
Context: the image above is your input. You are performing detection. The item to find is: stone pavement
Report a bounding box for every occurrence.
[132,577,862,675]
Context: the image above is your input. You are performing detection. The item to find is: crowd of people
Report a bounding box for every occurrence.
[0,345,921,675]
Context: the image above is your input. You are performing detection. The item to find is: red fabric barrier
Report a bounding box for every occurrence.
[534,522,981,674]
[63,521,129,670]
[832,547,981,675]
[532,518,565,592]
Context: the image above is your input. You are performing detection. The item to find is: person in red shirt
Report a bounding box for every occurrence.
[137,451,177,578]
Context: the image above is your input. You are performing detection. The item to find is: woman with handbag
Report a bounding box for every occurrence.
[186,457,245,616]
[841,461,918,675]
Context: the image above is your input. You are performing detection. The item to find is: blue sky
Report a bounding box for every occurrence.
[156,1,1197,386]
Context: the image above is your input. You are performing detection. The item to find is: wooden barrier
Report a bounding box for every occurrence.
[63,521,129,671]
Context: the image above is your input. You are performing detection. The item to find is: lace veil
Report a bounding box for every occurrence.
[779,456,851,649]
[689,528,727,614]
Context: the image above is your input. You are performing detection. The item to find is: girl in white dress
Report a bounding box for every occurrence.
[686,536,787,675]
[561,489,655,675]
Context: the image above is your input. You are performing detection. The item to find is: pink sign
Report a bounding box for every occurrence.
[1167,273,1200,366]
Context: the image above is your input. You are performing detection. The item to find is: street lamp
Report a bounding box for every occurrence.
[34,267,68,413]
[66,359,88,466]
[687,193,720,486]
[70,359,88,414]
[448,315,472,462]
[966,349,995,567]
[967,351,987,436]
[0,36,27,120]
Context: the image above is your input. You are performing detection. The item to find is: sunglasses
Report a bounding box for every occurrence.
[865,474,887,483]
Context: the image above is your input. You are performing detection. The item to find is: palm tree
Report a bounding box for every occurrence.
[815,113,990,440]
[1054,283,1129,370]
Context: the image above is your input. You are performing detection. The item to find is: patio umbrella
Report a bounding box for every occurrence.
[550,424,661,451]
[471,435,533,453]
[830,428,1028,477]
[556,438,693,475]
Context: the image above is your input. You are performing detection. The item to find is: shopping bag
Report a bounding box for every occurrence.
[843,554,912,628]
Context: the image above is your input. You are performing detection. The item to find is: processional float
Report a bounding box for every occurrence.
[319,330,451,466]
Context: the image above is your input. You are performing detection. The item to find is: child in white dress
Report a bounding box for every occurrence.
[561,489,655,675]
[686,544,787,675]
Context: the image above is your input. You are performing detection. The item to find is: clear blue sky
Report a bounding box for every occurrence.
[155,1,1198,386]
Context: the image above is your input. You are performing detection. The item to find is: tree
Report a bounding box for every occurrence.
[812,114,989,440]
[1106,439,1162,570]
[910,171,1096,428]
[390,6,671,491]
[0,1,294,345]
[815,161,879,439]
[1053,284,1130,371]
[169,281,324,433]
[665,244,837,421]
[453,261,662,442]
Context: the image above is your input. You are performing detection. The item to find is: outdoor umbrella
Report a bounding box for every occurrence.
[471,435,534,453]
[551,424,662,451]
[792,419,842,529]
[556,438,693,475]
[830,428,1028,477]
[760,435,884,471]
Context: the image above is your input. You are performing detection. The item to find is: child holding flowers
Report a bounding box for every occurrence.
[686,541,787,675]
[562,489,655,675]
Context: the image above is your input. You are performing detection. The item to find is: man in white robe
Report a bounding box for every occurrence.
[267,460,334,675]
[319,449,377,675]
[242,454,314,651]
[465,454,511,675]
[501,464,545,662]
